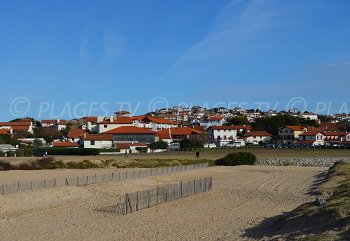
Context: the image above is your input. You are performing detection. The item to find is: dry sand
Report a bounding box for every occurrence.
[0,165,326,241]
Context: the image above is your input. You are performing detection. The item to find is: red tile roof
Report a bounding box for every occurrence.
[0,129,10,135]
[156,127,203,139]
[84,134,113,141]
[296,140,317,144]
[98,117,134,124]
[207,116,224,121]
[322,132,346,136]
[83,116,98,122]
[0,122,31,126]
[52,141,80,147]
[285,126,305,131]
[67,128,88,138]
[104,126,155,134]
[12,126,30,131]
[146,116,180,125]
[132,115,146,121]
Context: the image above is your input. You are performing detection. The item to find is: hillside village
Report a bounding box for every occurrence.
[0,106,350,155]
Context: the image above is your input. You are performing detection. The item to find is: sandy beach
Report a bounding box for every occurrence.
[0,165,326,240]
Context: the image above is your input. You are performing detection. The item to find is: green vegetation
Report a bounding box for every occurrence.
[215,152,257,166]
[149,141,168,150]
[180,139,204,149]
[252,114,318,137]
[34,147,100,156]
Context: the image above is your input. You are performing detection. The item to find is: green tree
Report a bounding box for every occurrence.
[226,115,249,125]
[149,141,168,150]
[180,139,204,149]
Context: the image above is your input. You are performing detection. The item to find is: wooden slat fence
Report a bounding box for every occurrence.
[115,176,213,215]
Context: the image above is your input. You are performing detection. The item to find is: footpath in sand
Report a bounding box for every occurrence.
[0,165,326,241]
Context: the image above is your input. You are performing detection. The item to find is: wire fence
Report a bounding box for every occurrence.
[115,176,213,215]
[65,163,209,187]
[1,179,57,195]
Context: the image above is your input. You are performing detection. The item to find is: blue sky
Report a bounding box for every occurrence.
[1,0,350,120]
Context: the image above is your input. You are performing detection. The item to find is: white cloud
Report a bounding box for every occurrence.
[102,28,126,61]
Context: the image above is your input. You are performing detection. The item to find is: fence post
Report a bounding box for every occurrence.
[2,184,4,195]
[77,176,79,187]
[17,181,20,193]
[136,191,139,211]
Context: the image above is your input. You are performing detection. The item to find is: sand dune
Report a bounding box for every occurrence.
[0,166,325,241]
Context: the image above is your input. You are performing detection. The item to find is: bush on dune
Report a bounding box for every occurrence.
[216,152,256,166]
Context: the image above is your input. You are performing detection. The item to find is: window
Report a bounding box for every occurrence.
[91,141,95,145]
[104,125,107,128]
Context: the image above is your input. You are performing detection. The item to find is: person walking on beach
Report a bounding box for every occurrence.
[124,150,129,158]
[195,151,200,159]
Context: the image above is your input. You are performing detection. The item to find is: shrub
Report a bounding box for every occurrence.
[180,139,204,149]
[135,147,148,153]
[216,152,256,166]
[65,160,99,169]
[149,141,168,150]
[33,148,100,156]
[0,161,13,171]
[36,157,56,169]
[0,151,5,157]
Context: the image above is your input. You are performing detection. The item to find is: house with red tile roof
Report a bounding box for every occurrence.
[51,141,80,148]
[0,121,34,134]
[134,116,180,131]
[41,119,68,130]
[97,116,135,133]
[296,132,325,146]
[67,128,88,143]
[278,126,308,144]
[104,126,156,144]
[156,127,203,143]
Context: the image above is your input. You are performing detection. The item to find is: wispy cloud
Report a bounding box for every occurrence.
[163,0,287,76]
[102,27,126,61]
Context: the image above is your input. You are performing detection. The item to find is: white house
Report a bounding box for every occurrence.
[134,116,180,131]
[244,131,272,145]
[41,119,68,131]
[0,121,34,134]
[297,132,325,146]
[208,126,238,147]
[200,116,225,130]
[83,134,113,149]
[97,116,135,133]
[278,126,307,144]
[300,112,318,121]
